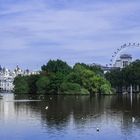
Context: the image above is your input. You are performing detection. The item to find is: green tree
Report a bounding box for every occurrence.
[14,76,29,94]
[48,72,65,94]
[36,76,50,94]
[100,83,112,94]
[27,75,40,94]
[105,68,123,92]
[14,60,112,95]
[60,82,82,94]
[105,60,140,93]
[41,59,72,74]
[67,63,112,94]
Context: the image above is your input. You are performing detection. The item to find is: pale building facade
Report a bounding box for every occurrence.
[114,54,132,68]
[0,65,39,91]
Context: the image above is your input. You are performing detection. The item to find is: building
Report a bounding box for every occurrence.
[114,54,132,68]
[0,65,39,91]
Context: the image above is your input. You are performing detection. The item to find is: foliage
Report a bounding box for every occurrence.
[105,68,123,87]
[14,76,29,94]
[100,83,112,94]
[36,76,50,94]
[47,72,65,94]
[73,63,103,75]
[67,63,111,94]
[27,75,40,94]
[105,60,140,93]
[60,82,82,94]
[41,59,72,74]
[14,59,112,95]
[80,88,90,94]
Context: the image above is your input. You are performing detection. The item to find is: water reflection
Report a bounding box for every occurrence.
[0,93,140,140]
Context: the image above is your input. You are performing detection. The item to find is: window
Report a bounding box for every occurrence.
[123,61,128,67]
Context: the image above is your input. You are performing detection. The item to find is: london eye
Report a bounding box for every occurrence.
[109,43,140,67]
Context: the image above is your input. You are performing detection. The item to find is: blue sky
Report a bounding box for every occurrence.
[0,0,140,70]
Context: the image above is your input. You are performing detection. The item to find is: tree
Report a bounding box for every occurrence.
[14,76,29,94]
[105,68,123,92]
[100,82,112,94]
[14,60,112,95]
[48,72,65,94]
[73,63,103,75]
[27,75,40,94]
[41,59,72,74]
[36,76,50,94]
[60,82,82,94]
[67,64,112,94]
[105,59,140,93]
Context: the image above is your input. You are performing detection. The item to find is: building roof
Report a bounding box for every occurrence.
[116,60,121,62]
[120,54,132,59]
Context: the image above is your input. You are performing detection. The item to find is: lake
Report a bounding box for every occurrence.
[0,93,140,140]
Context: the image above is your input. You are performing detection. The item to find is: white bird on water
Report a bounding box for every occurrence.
[45,106,48,110]
[132,117,135,123]
[96,128,99,132]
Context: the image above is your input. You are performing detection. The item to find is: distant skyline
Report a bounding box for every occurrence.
[0,0,140,70]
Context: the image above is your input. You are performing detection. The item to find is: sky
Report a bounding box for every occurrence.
[0,0,140,70]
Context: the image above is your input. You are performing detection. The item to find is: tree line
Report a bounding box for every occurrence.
[13,59,112,95]
[105,60,140,93]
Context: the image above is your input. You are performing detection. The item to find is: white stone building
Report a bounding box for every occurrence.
[114,54,132,68]
[0,65,39,91]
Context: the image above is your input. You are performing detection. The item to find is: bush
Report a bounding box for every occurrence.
[60,82,81,94]
[100,84,112,94]
[36,76,50,94]
[14,76,29,94]
[80,88,90,95]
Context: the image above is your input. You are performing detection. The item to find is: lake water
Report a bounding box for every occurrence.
[0,93,140,140]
